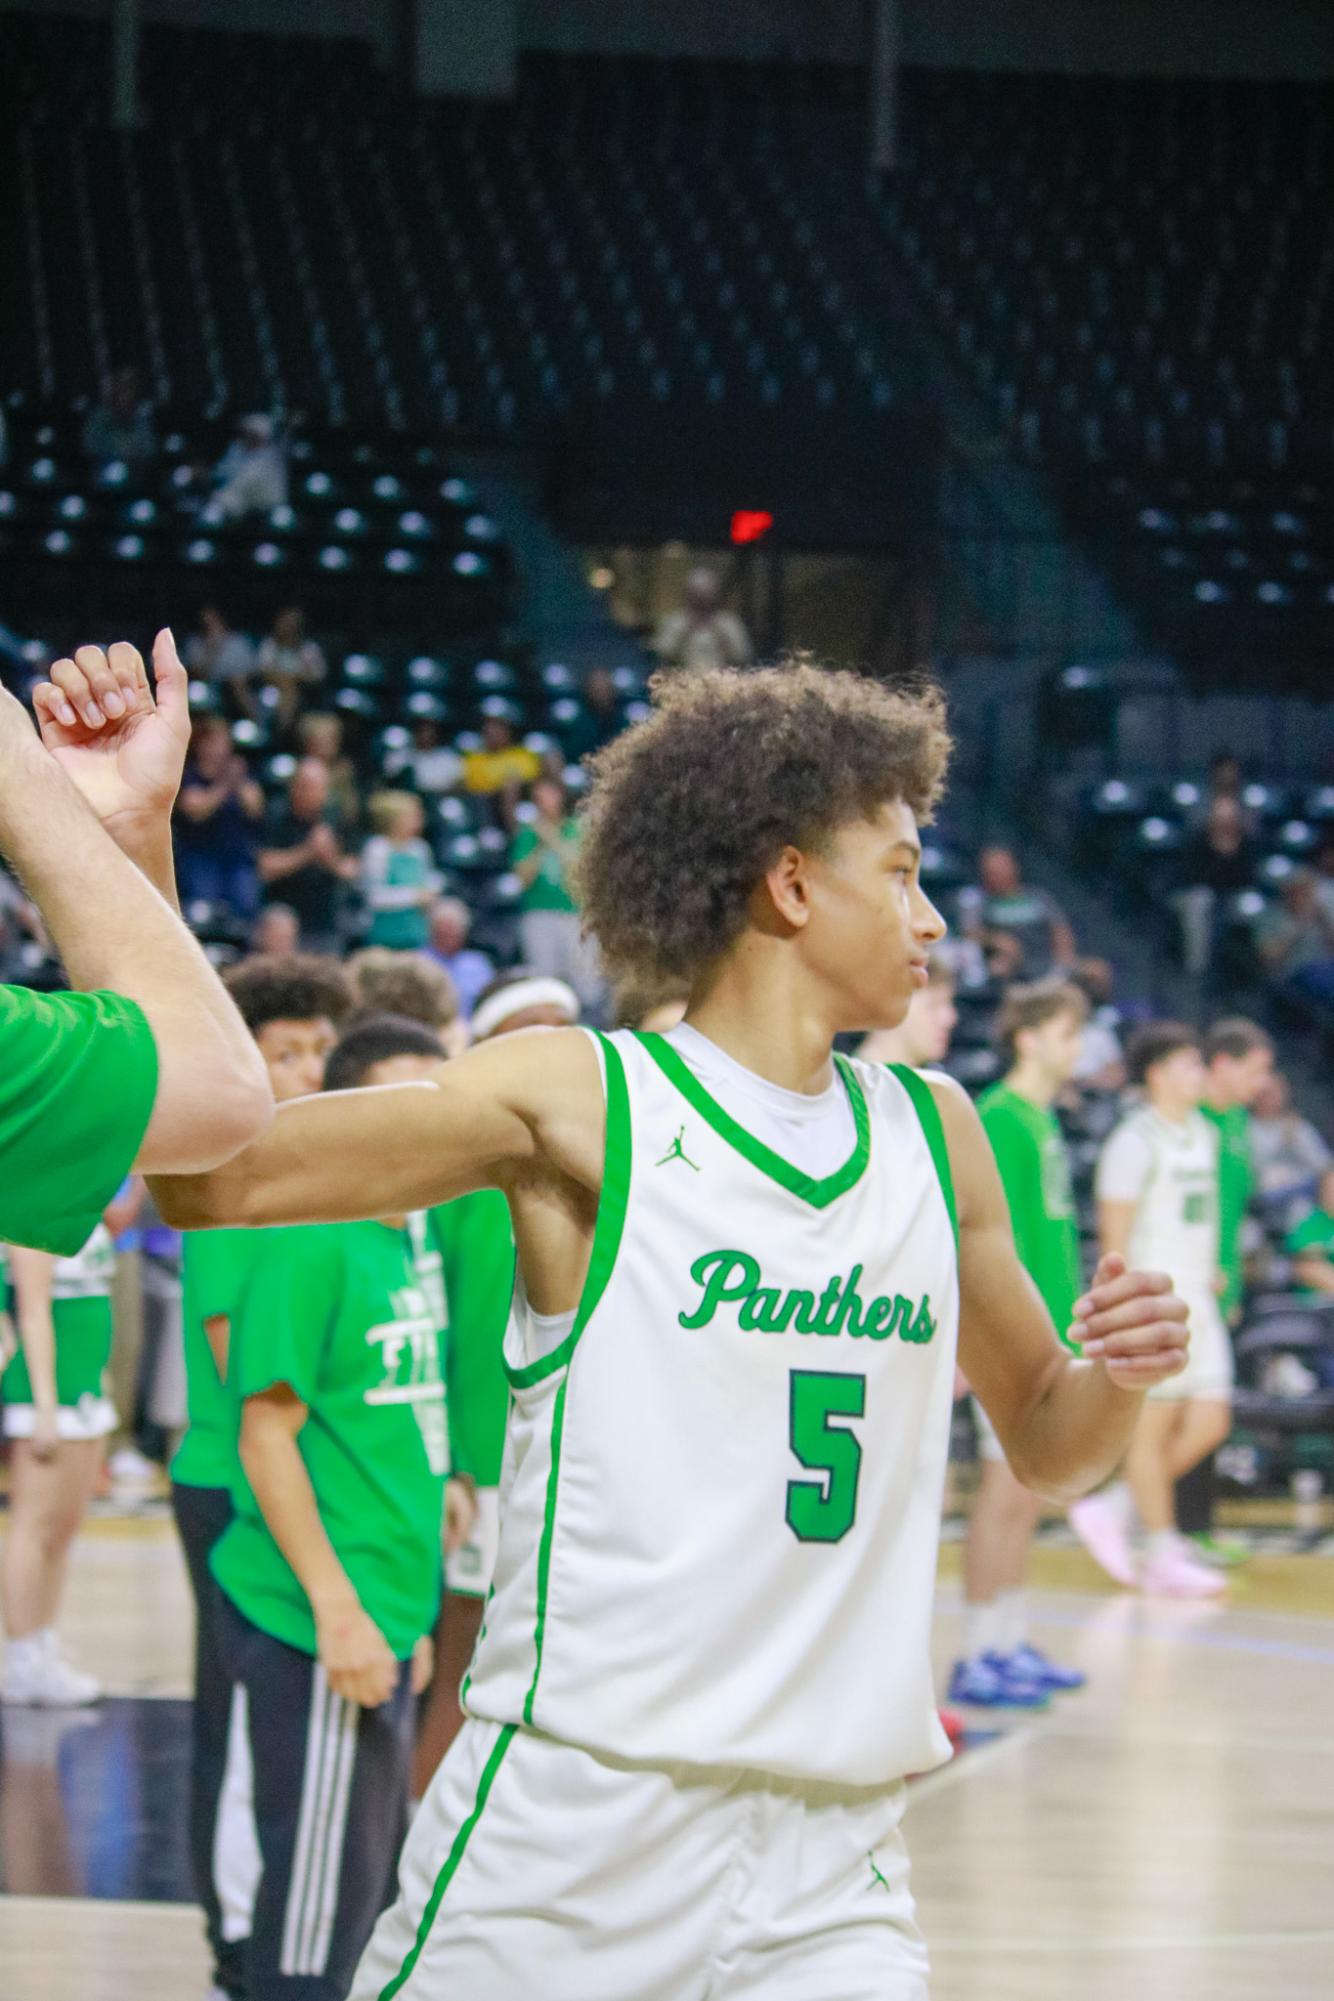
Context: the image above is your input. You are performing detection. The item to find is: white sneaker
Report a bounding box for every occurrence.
[2,1632,102,1707]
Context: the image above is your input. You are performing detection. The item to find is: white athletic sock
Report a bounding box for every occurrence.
[996,1590,1028,1656]
[1147,1530,1179,1561]
[1101,1481,1133,1526]
[964,1601,1002,1662]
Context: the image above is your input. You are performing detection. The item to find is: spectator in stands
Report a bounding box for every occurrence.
[1257,869,1334,1004]
[173,716,264,918]
[1285,1166,1334,1296]
[1175,795,1260,982]
[424,898,494,1024]
[211,413,287,521]
[360,793,442,952]
[976,845,1075,981]
[511,776,602,1010]
[298,711,360,828]
[392,718,463,798]
[251,902,299,958]
[255,606,328,736]
[564,666,624,763]
[1070,958,1126,1095]
[652,567,752,671]
[258,758,357,953]
[1250,1072,1332,1235]
[463,713,540,824]
[183,606,257,710]
[82,366,156,473]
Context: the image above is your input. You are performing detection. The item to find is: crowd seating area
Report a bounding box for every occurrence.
[0,24,893,443]
[877,70,1334,679]
[0,417,510,639]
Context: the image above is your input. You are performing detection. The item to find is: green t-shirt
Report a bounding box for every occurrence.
[429,1192,515,1489]
[0,986,158,1254]
[979,1081,1082,1347]
[211,1220,448,1658]
[1201,1103,1252,1319]
[510,820,579,913]
[1285,1207,1334,1293]
[172,1229,270,1491]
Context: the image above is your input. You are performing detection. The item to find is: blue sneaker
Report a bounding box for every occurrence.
[1000,1644,1087,1693]
[947,1655,1050,1709]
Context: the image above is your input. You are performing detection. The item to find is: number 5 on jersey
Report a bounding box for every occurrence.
[786,1370,865,1543]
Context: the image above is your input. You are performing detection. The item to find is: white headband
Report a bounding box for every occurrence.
[471,976,580,1042]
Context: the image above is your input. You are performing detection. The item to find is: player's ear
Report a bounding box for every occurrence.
[756,844,812,934]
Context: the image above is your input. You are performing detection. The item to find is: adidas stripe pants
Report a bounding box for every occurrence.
[219,1595,416,2000]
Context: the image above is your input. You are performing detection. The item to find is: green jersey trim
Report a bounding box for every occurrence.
[376,1720,517,2000]
[635,1032,871,1209]
[502,1031,632,1391]
[887,1065,958,1251]
[522,1372,568,1725]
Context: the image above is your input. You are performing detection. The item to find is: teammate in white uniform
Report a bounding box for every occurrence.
[1072,1023,1231,1599]
[157,662,1191,2000]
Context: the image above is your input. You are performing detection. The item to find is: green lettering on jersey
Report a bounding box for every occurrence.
[680,1254,939,1348]
[678,1250,759,1330]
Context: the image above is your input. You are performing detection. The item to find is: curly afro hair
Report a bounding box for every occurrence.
[223,953,353,1035]
[576,660,951,990]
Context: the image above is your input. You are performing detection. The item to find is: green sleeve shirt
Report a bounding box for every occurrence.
[1201,1103,1252,1319]
[1284,1207,1334,1293]
[978,1082,1083,1348]
[172,1229,269,1491]
[510,821,579,913]
[431,1192,515,1488]
[211,1221,447,1659]
[0,986,158,1254]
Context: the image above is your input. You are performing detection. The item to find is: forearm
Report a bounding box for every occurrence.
[1006,1354,1144,1503]
[0,725,184,986]
[258,846,309,884]
[1294,1260,1334,1295]
[241,1423,361,1619]
[104,811,180,911]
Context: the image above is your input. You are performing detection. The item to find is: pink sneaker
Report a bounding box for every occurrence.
[1068,1494,1138,1587]
[1140,1545,1227,1598]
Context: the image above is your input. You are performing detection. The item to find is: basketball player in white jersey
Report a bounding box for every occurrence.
[1071,1023,1229,1599]
[145,662,1190,2000]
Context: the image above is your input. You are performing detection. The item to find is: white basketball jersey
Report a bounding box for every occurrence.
[462,1029,960,1789]
[1101,1107,1220,1297]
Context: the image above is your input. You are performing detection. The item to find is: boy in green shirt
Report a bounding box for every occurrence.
[214,1014,475,2001]
[1286,1166,1334,1294]
[172,952,352,2001]
[952,979,1089,1707]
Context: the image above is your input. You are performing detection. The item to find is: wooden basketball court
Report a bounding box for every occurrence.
[1,1512,1331,2000]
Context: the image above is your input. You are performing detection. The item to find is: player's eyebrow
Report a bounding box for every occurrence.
[889,839,922,862]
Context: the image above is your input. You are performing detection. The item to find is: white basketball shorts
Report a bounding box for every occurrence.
[352,1716,931,2001]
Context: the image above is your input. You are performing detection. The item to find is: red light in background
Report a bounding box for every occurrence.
[730,509,774,545]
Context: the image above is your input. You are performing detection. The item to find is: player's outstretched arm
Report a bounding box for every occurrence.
[0,648,271,1176]
[154,1024,605,1230]
[931,1074,1189,1503]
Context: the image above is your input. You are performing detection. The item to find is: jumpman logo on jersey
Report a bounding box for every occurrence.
[867,1852,893,1896]
[655,1125,700,1171]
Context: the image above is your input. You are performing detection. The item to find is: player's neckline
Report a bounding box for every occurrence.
[633,1032,871,1209]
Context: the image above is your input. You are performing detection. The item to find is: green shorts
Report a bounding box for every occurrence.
[2,1295,116,1441]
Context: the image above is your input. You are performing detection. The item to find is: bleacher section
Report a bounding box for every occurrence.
[877,70,1334,682]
